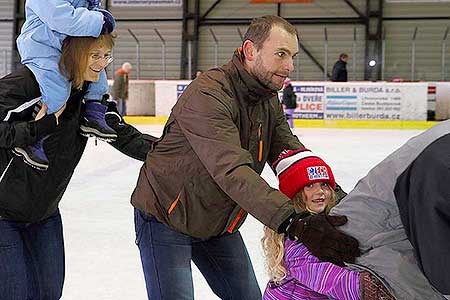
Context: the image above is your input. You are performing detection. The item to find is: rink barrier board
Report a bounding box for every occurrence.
[123,116,438,130]
[109,80,450,121]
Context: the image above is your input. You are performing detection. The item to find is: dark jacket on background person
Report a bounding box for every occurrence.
[131,49,304,240]
[331,60,348,82]
[112,68,129,100]
[0,67,153,222]
[282,84,297,109]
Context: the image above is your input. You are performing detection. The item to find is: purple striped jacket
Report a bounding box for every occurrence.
[263,239,360,300]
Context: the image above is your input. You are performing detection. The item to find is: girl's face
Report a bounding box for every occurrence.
[302,182,332,213]
[83,44,113,82]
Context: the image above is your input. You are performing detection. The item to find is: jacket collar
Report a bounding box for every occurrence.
[231,48,277,104]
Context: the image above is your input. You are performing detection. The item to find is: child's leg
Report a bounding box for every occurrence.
[80,70,117,141]
[13,65,70,170]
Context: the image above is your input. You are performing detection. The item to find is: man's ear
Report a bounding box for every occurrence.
[242,40,256,62]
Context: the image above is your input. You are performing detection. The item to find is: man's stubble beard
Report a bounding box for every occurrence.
[252,57,283,92]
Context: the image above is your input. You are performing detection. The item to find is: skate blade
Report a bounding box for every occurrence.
[79,131,117,142]
[12,148,49,171]
[79,126,117,142]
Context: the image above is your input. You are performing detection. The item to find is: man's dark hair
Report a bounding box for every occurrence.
[243,15,298,50]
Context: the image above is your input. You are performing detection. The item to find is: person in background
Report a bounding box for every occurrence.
[195,69,203,78]
[13,0,117,170]
[112,62,132,116]
[263,149,394,300]
[331,53,348,82]
[281,78,297,128]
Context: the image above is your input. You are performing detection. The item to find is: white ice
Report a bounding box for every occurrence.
[60,125,424,299]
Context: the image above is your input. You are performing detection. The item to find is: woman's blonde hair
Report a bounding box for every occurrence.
[261,187,337,284]
[58,33,117,89]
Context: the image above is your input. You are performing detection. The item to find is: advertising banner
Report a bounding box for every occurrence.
[284,82,427,121]
[155,80,428,120]
[294,85,325,119]
[321,82,427,121]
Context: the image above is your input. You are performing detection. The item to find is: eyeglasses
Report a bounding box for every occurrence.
[89,53,114,65]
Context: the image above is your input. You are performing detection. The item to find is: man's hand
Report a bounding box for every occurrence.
[286,212,360,266]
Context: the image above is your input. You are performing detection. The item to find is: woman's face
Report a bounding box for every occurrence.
[83,44,113,82]
[302,182,332,213]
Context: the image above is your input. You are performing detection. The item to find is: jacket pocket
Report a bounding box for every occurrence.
[162,174,233,239]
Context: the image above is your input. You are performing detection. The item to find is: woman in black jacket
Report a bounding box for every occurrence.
[0,33,152,299]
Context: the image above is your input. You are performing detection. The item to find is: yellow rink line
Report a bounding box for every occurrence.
[123,116,439,130]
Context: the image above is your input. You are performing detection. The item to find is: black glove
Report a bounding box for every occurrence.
[97,8,116,34]
[285,212,360,266]
[104,95,123,130]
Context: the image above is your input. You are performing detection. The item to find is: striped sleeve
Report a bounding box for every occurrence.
[284,240,360,300]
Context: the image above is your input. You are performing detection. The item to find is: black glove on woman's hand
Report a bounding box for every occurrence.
[285,212,360,266]
[104,97,123,129]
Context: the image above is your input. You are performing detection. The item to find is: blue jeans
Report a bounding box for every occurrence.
[134,209,262,300]
[116,98,127,116]
[0,211,65,300]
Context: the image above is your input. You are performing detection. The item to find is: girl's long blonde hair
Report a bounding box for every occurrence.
[261,188,336,284]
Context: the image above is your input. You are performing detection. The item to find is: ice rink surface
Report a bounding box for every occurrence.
[60,125,424,299]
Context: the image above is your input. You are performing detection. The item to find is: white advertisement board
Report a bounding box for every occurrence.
[154,80,191,117]
[435,82,450,120]
[156,81,428,120]
[279,82,428,121]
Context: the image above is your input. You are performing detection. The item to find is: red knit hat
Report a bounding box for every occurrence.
[272,148,336,199]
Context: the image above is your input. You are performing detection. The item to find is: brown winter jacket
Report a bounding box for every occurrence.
[131,49,304,239]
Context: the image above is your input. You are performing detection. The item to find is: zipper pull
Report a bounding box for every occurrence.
[258,123,263,162]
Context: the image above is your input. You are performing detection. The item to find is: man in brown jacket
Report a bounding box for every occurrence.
[131,16,360,300]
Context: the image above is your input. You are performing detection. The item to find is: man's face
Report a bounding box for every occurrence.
[249,26,299,92]
[84,44,113,82]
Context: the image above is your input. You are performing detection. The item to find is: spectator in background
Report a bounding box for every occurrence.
[112,62,132,116]
[331,53,348,82]
[281,78,297,128]
[195,69,203,78]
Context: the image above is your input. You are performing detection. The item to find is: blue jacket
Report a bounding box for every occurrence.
[16,0,106,112]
